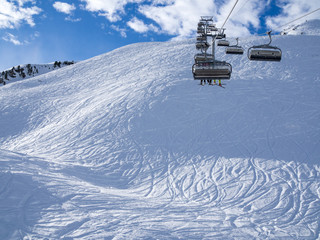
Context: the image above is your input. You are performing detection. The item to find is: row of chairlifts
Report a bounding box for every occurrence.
[216,32,245,55]
[192,16,282,86]
[192,17,232,86]
[217,31,281,61]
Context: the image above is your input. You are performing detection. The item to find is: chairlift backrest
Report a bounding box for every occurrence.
[194,53,214,63]
[226,46,244,54]
[217,39,229,46]
[247,31,282,61]
[225,38,244,55]
[192,61,232,80]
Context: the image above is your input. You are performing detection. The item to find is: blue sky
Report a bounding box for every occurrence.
[0,0,319,70]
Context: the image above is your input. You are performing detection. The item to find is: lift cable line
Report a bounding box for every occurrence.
[211,0,240,48]
[278,7,320,30]
[220,0,240,30]
[233,0,251,19]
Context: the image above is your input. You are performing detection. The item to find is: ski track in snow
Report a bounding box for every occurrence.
[0,33,320,239]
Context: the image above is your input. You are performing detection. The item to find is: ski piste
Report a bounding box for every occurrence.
[0,20,320,240]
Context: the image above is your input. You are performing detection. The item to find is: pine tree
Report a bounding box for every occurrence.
[27,64,32,76]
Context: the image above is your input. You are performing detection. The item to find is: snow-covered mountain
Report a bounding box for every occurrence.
[0,61,75,85]
[0,20,320,239]
[281,19,320,35]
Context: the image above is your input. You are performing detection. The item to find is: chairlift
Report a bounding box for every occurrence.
[215,27,226,39]
[196,41,210,50]
[248,31,282,61]
[200,16,213,22]
[208,24,218,31]
[192,61,232,80]
[197,35,206,41]
[226,38,244,55]
[215,32,226,40]
[194,53,214,63]
[217,39,230,46]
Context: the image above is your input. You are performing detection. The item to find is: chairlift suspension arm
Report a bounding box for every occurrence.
[267,31,272,45]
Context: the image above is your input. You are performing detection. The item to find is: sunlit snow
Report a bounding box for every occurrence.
[0,20,320,239]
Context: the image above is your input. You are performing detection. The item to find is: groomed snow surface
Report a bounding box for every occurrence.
[1,23,320,239]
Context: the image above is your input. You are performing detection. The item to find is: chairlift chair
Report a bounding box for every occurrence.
[226,38,244,55]
[200,16,213,22]
[192,61,232,80]
[208,24,218,31]
[248,31,282,61]
[194,53,214,63]
[226,46,244,54]
[215,28,226,40]
[196,41,210,50]
[197,35,206,41]
[215,33,226,40]
[217,39,230,46]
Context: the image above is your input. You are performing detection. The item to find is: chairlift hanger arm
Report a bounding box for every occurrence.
[267,31,272,45]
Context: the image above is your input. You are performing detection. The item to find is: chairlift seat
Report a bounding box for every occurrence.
[197,36,206,41]
[194,53,214,63]
[215,34,226,40]
[196,41,210,50]
[201,16,213,21]
[226,46,244,55]
[217,39,230,46]
[208,27,218,32]
[192,61,232,80]
[248,46,282,61]
[247,31,282,61]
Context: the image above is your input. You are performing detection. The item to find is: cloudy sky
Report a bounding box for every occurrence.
[0,0,319,70]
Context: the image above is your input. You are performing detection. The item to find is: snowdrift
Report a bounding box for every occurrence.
[0,22,320,239]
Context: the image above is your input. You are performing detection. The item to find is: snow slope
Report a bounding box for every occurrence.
[282,19,320,36]
[0,26,320,239]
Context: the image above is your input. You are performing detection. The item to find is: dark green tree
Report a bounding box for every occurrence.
[27,64,33,75]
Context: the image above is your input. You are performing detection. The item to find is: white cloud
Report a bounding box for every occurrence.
[110,25,127,38]
[2,31,39,45]
[80,0,136,22]
[127,17,148,32]
[79,0,320,38]
[216,0,268,36]
[2,33,22,45]
[127,17,159,33]
[53,2,76,15]
[0,0,41,29]
[266,0,320,32]
[139,0,217,37]
[65,16,81,22]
